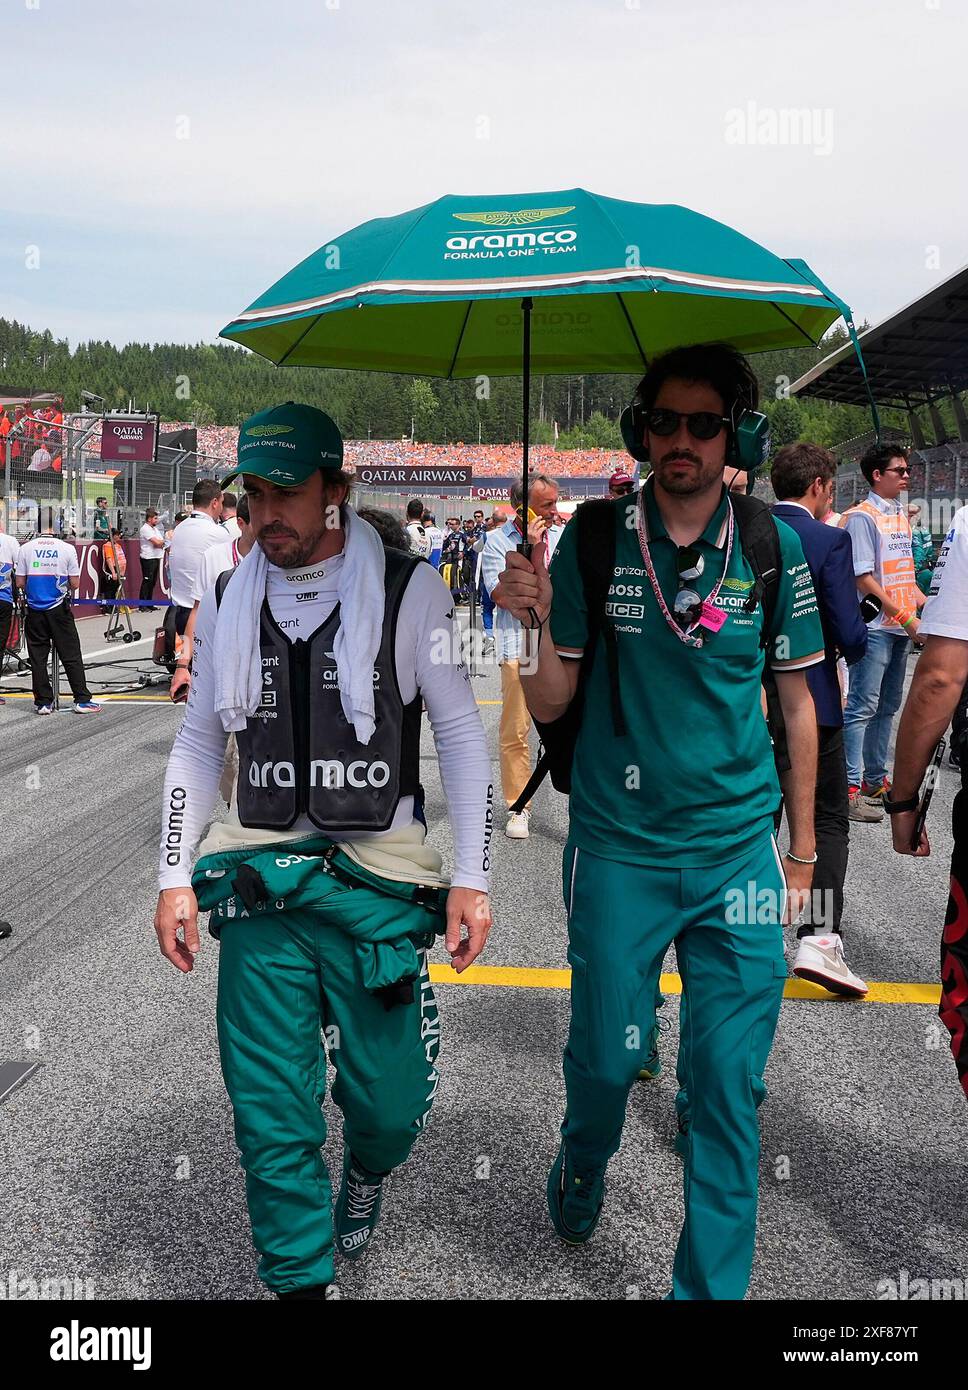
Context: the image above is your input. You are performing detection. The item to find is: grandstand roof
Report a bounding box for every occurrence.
[790,262,968,409]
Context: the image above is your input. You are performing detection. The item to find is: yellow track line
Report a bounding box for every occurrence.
[1,691,171,703]
[428,963,941,1005]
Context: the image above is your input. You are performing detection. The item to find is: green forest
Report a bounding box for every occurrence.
[0,316,910,453]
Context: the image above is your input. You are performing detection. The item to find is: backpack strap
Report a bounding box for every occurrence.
[730,493,789,773]
[575,497,625,736]
[214,567,234,610]
[729,493,781,649]
[507,498,623,814]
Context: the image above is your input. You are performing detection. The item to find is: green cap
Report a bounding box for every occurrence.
[227,401,344,486]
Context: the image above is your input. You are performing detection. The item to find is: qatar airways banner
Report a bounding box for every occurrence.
[356,465,472,486]
[471,477,611,500]
[100,415,158,465]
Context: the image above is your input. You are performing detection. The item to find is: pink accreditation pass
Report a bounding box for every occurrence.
[698,601,726,633]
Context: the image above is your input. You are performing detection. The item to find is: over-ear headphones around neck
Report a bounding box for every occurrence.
[619,390,771,474]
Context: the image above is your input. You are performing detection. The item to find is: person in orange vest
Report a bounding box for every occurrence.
[101,528,127,612]
[839,444,927,822]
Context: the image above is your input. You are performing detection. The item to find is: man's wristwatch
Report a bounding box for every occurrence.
[883,794,919,815]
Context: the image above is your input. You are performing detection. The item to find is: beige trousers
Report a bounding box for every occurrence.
[500,659,533,809]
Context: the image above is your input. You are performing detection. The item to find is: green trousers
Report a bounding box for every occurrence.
[216,877,441,1293]
[561,834,788,1300]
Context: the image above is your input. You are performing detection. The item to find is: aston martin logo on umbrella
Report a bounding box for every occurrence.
[451,206,574,226]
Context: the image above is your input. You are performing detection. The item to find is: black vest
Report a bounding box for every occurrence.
[217,549,423,832]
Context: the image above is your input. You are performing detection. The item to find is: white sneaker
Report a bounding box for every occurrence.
[35,704,54,715]
[793,934,868,999]
[505,810,530,839]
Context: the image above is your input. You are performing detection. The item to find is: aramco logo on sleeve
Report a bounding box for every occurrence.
[445,206,578,260]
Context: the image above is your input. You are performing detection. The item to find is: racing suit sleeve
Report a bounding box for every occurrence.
[158,587,228,891]
[401,563,492,894]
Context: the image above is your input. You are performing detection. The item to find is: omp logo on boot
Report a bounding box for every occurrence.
[452,206,574,227]
[248,759,391,789]
[245,424,294,437]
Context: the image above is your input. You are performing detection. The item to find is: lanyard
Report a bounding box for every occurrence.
[635,488,734,649]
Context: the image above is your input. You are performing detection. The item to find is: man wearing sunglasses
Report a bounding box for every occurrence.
[493,342,824,1300]
[838,445,927,823]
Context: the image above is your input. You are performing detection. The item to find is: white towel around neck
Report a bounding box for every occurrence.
[212,506,386,743]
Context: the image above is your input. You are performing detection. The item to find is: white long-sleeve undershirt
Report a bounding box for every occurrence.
[159,554,492,894]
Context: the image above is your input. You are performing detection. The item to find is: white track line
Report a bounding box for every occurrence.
[1,635,155,684]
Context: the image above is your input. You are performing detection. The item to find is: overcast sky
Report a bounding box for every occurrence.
[2,0,964,349]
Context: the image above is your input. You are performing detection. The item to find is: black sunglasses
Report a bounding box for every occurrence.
[882,466,911,477]
[673,546,705,628]
[647,408,730,441]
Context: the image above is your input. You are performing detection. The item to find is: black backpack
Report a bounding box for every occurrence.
[510,492,785,813]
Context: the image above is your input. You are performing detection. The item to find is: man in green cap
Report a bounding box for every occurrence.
[494,343,825,1300]
[153,402,493,1298]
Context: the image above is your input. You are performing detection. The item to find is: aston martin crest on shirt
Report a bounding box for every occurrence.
[451,206,575,227]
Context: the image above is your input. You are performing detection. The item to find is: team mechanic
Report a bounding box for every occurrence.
[154,404,493,1299]
[494,344,825,1300]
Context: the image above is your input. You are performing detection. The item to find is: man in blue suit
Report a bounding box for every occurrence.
[771,443,870,997]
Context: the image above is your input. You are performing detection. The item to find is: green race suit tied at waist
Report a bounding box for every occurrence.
[192,837,449,999]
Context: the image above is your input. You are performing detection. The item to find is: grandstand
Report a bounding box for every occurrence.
[792,262,968,526]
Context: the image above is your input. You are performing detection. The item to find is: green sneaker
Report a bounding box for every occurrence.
[637,1020,662,1081]
[547,1142,605,1245]
[334,1152,386,1260]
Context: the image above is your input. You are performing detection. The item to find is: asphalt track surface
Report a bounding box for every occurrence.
[1,615,966,1302]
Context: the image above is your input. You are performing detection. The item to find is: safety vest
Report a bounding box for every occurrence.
[102,542,126,576]
[839,498,917,630]
[217,547,423,833]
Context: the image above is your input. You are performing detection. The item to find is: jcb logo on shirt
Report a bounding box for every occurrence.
[605,600,645,619]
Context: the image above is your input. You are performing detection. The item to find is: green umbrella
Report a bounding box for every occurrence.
[221,187,869,522]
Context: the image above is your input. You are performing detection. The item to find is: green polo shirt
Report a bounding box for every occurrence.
[93,508,110,540]
[549,483,824,867]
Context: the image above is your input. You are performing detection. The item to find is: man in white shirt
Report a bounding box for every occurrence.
[220,490,242,542]
[405,498,432,559]
[138,508,167,609]
[891,502,968,1101]
[15,528,100,713]
[153,403,492,1299]
[481,474,563,839]
[166,479,224,637]
[169,494,253,702]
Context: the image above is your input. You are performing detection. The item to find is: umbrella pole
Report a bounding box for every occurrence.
[519,296,533,560]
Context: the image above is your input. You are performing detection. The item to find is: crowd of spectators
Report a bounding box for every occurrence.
[0,402,65,471]
[184,426,630,479]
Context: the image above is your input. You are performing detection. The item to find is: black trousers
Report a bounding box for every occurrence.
[25,602,91,705]
[797,723,850,939]
[0,600,12,656]
[941,761,968,1101]
[139,557,160,604]
[100,575,120,609]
